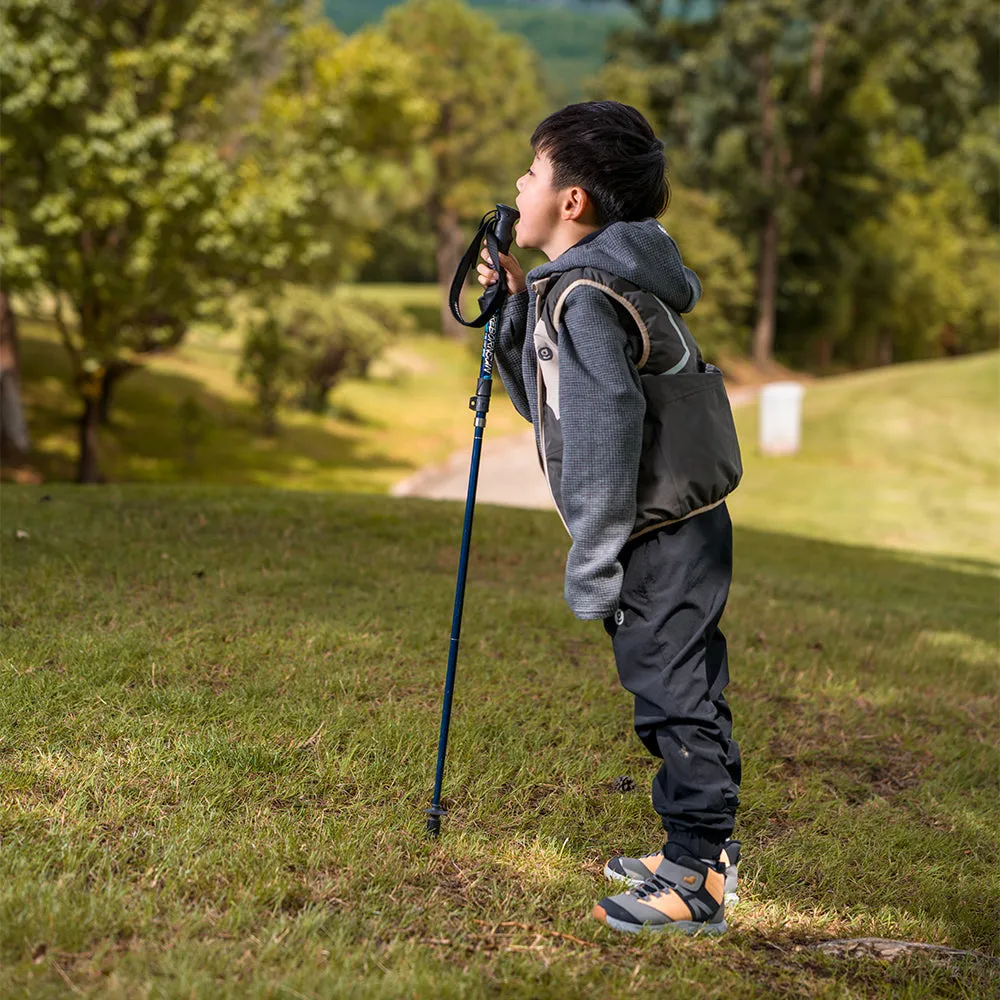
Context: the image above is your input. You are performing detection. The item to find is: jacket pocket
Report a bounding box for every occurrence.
[635,370,743,530]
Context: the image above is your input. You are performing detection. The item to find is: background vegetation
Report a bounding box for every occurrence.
[2,0,996,482]
[324,0,639,103]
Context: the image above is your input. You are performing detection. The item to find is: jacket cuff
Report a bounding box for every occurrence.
[573,606,616,621]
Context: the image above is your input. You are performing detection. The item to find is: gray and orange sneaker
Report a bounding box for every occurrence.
[604,839,741,907]
[593,844,727,936]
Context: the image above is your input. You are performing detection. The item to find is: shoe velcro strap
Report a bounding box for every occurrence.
[653,859,706,893]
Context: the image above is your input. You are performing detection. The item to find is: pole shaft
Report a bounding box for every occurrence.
[429,422,484,811]
[428,313,497,831]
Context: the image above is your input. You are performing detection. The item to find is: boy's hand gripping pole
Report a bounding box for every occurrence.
[427,204,519,837]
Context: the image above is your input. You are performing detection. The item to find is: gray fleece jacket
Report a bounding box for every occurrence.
[493,218,703,620]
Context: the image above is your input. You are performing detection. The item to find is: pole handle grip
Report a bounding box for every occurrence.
[493,203,518,255]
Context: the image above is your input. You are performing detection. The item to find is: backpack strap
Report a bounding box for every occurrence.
[547,273,652,370]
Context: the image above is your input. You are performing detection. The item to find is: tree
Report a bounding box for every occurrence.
[0,1,426,481]
[2,1,288,479]
[239,310,291,438]
[780,0,999,367]
[810,128,999,367]
[606,0,874,366]
[230,17,434,288]
[383,0,545,339]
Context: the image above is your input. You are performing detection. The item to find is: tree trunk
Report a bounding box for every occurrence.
[97,360,141,425]
[752,209,779,367]
[808,21,829,100]
[433,204,468,341]
[262,406,279,437]
[0,289,31,454]
[815,332,833,370]
[99,367,120,426]
[752,52,778,367]
[77,395,102,483]
[259,385,281,436]
[939,323,960,356]
[877,330,893,366]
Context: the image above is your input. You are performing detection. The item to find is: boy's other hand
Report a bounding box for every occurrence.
[477,246,526,295]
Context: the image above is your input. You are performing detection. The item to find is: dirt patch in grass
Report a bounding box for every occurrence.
[768,732,932,806]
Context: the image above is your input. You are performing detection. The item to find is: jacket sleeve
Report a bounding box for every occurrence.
[492,290,531,422]
[557,285,645,620]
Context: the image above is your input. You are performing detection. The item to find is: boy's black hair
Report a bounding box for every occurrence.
[530,101,669,226]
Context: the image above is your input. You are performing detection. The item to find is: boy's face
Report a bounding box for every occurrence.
[514,150,563,253]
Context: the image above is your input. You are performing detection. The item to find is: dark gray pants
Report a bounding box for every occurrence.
[604,503,741,859]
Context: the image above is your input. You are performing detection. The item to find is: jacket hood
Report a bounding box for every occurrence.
[526,218,702,314]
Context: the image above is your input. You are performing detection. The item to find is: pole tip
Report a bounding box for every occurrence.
[425,804,446,837]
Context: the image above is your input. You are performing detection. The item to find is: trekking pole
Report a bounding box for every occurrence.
[426,203,519,837]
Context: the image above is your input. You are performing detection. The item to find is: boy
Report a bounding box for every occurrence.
[477,102,743,935]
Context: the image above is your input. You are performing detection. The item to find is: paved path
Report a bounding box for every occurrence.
[391,386,759,509]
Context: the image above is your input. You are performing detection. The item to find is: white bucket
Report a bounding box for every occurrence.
[758,382,805,456]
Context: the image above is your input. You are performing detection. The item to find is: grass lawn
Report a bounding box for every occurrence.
[2,484,997,998]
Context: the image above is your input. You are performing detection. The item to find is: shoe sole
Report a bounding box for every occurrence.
[601,914,729,936]
[604,864,740,909]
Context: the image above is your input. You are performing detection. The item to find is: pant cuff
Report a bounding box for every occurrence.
[665,830,728,860]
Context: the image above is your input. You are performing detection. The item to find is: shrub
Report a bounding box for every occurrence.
[239,286,414,432]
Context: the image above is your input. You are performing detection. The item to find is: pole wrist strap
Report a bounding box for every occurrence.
[448,209,509,329]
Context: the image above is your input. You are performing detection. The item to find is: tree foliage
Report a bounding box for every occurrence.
[226,17,434,286]
[827,137,999,366]
[597,0,999,369]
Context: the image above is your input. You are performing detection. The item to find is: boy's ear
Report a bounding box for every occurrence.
[560,185,593,223]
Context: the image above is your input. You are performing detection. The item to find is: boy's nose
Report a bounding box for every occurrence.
[515,174,526,192]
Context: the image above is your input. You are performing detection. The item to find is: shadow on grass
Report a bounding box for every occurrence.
[729,524,998,645]
[721,526,997,949]
[8,331,411,487]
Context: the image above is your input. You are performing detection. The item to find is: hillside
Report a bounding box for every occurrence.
[728,351,1000,564]
[9,296,999,565]
[394,351,1000,565]
[7,292,526,493]
[323,0,641,100]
